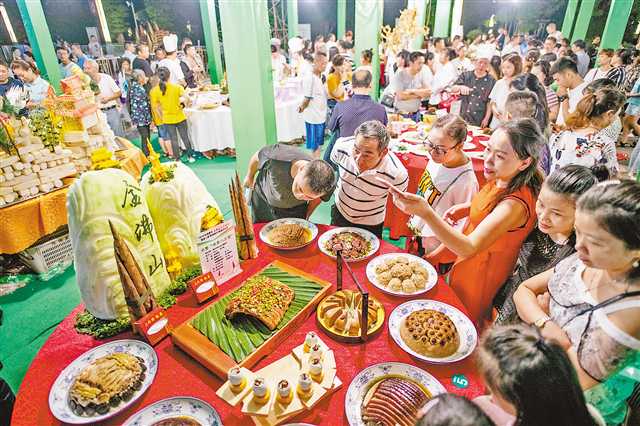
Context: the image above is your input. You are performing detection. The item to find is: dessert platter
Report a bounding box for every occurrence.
[48,339,158,424]
[400,130,427,144]
[389,140,413,154]
[344,362,446,426]
[216,333,342,425]
[318,227,379,262]
[388,300,478,364]
[171,261,332,379]
[259,218,318,250]
[366,253,438,296]
[122,397,222,426]
[316,290,385,342]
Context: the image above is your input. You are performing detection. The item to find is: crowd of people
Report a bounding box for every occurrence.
[245,22,640,426]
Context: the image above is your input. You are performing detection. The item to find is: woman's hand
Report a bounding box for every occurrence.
[443,203,470,225]
[541,321,572,350]
[537,292,551,315]
[379,179,431,217]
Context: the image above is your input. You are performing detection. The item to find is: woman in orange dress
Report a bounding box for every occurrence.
[385,118,543,325]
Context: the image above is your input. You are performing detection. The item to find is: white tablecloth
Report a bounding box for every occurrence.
[185,96,305,152]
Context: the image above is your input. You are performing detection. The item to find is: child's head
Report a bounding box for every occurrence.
[416,393,495,426]
[477,325,594,426]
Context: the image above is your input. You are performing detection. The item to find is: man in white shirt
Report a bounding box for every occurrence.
[542,36,558,56]
[298,51,328,158]
[158,34,186,86]
[550,57,588,125]
[429,48,458,105]
[502,34,522,56]
[546,22,563,43]
[407,114,478,255]
[330,120,408,237]
[571,39,590,77]
[122,41,136,64]
[391,51,431,119]
[84,59,125,137]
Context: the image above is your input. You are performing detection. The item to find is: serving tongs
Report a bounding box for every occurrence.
[336,249,372,342]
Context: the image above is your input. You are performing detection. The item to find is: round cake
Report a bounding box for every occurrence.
[400,309,459,358]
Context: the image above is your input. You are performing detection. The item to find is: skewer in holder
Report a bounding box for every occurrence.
[336,249,370,342]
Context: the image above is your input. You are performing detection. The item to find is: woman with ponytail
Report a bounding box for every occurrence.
[515,180,640,425]
[386,118,543,325]
[549,87,625,176]
[474,324,597,426]
[149,66,196,163]
[494,165,609,324]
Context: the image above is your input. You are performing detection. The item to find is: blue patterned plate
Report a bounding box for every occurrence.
[123,397,222,426]
[48,339,158,424]
[366,253,438,297]
[259,218,318,250]
[389,300,478,364]
[318,227,380,262]
[345,362,446,425]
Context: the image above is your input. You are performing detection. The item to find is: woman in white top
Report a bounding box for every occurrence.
[514,180,640,426]
[428,48,458,105]
[549,87,624,176]
[408,114,479,255]
[583,48,614,84]
[489,53,523,129]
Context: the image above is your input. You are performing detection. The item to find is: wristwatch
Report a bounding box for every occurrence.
[557,95,568,102]
[534,315,551,329]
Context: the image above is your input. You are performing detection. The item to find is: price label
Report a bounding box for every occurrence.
[452,374,468,389]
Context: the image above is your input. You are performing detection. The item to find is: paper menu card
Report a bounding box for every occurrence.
[197,221,242,285]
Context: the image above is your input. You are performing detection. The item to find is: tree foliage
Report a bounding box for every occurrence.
[101,0,132,36]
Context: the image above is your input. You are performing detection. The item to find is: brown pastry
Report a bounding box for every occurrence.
[318,290,380,336]
[400,309,459,358]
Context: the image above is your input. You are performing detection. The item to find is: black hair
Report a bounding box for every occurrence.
[478,325,595,426]
[545,164,609,200]
[304,160,335,196]
[409,51,424,63]
[425,51,434,62]
[339,39,353,50]
[136,44,149,54]
[157,66,170,95]
[183,43,194,54]
[329,54,345,74]
[271,44,277,53]
[577,180,640,280]
[361,48,373,63]
[583,78,616,94]
[540,52,558,63]
[496,118,544,199]
[573,39,586,50]
[533,60,554,86]
[550,56,578,75]
[445,48,457,61]
[328,46,339,62]
[616,48,633,66]
[119,57,131,67]
[416,393,495,426]
[510,73,549,128]
[490,55,502,78]
[565,87,625,130]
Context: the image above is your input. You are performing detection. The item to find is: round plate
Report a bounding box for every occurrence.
[318,227,380,262]
[316,290,385,342]
[123,397,222,426]
[259,218,318,250]
[49,339,158,424]
[410,144,431,157]
[345,362,446,426]
[390,141,413,154]
[467,151,485,160]
[366,253,438,297]
[462,141,477,151]
[388,300,478,364]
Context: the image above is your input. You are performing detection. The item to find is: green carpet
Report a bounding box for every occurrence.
[0,136,404,394]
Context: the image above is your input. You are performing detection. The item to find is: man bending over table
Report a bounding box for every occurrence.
[244,143,336,222]
[330,120,408,237]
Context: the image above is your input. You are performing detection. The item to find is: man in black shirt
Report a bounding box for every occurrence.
[244,144,336,222]
[451,50,496,127]
[132,44,153,77]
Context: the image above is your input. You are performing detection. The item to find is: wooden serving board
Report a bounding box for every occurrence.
[171,260,333,380]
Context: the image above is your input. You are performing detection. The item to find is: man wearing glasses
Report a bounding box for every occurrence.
[408,114,479,256]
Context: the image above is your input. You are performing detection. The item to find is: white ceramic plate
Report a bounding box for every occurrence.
[49,340,158,424]
[345,362,446,426]
[318,227,380,262]
[389,300,478,364]
[462,141,477,151]
[366,253,437,297]
[259,218,318,250]
[390,141,413,154]
[410,144,431,157]
[123,397,222,426]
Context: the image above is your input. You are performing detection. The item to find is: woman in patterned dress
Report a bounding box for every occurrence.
[128,69,153,156]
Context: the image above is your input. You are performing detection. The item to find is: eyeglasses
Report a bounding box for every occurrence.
[423,138,461,155]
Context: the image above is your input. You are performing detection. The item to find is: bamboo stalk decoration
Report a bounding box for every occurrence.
[229,172,258,260]
[109,220,159,326]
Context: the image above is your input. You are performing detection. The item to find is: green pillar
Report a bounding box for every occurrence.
[450,0,464,37]
[354,0,383,98]
[16,0,62,92]
[561,0,579,40]
[199,0,223,84]
[287,0,298,38]
[433,0,453,38]
[601,0,636,49]
[571,0,595,42]
[218,0,276,174]
[337,0,347,39]
[409,0,428,50]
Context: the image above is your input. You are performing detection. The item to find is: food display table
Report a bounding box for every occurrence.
[0,143,146,255]
[384,133,489,240]
[185,93,305,152]
[12,224,484,425]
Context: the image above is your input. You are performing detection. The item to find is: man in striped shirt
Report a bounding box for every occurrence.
[330,120,408,237]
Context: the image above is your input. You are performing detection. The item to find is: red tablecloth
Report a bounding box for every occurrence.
[12,224,484,426]
[384,133,490,240]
